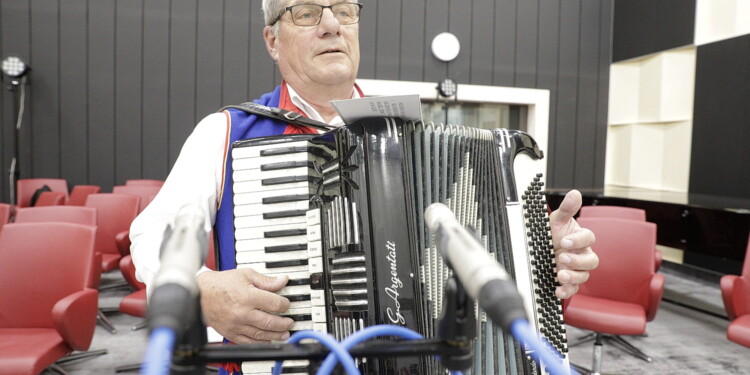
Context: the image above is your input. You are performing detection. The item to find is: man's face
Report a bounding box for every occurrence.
[265,1,360,89]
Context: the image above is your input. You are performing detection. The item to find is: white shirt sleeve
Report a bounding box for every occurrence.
[129,112,229,294]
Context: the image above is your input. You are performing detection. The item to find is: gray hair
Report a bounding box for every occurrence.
[262,0,286,36]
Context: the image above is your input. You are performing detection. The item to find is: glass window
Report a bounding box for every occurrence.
[420,101,528,131]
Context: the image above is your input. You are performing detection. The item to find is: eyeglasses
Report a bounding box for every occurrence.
[271,2,363,26]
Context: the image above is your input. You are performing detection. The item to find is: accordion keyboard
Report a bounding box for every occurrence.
[231,137,328,374]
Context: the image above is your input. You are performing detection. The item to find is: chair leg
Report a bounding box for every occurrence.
[56,349,108,364]
[591,332,604,375]
[46,364,70,375]
[608,334,652,362]
[115,363,142,373]
[97,309,118,334]
[132,318,149,331]
[567,331,598,348]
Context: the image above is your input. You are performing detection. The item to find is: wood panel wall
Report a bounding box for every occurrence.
[0,0,612,200]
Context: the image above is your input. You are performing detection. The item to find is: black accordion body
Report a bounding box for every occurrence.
[231,117,569,374]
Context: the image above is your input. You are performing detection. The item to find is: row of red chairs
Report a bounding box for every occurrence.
[0,178,164,373]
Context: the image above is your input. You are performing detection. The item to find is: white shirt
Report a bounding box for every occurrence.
[129,83,359,293]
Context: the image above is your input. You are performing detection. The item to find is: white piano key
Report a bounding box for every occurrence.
[242,359,310,374]
[234,179,312,194]
[233,187,314,206]
[236,235,308,252]
[236,249,309,264]
[235,164,312,179]
[234,214,307,228]
[234,222,306,241]
[238,262,310,275]
[233,200,310,216]
[232,140,310,158]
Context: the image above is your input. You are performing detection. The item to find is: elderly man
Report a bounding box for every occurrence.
[130,0,597,360]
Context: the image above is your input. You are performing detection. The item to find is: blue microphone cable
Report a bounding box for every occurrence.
[508,319,578,375]
[272,330,359,375]
[141,327,176,375]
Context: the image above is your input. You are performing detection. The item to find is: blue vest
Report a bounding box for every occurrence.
[214,86,289,272]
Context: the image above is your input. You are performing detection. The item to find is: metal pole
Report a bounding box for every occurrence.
[7,79,20,205]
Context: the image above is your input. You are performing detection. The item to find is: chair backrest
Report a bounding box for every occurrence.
[0,203,10,231]
[575,217,657,308]
[112,185,161,213]
[119,254,147,290]
[14,206,97,226]
[125,179,165,187]
[34,191,67,206]
[0,222,96,328]
[67,185,102,206]
[16,178,69,208]
[579,205,647,221]
[84,193,140,256]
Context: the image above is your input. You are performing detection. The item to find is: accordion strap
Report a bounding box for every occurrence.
[219,102,336,132]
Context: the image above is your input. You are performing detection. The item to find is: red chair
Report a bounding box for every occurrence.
[0,222,98,375]
[34,191,67,206]
[125,179,164,187]
[112,185,161,213]
[721,233,750,347]
[0,203,10,231]
[16,178,69,208]
[579,205,663,271]
[84,194,140,273]
[563,217,664,374]
[67,185,102,206]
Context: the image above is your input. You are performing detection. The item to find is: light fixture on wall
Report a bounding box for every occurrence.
[2,55,31,205]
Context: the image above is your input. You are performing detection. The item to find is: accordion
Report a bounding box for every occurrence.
[230,117,569,374]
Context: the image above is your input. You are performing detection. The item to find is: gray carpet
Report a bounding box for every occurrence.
[54,265,750,374]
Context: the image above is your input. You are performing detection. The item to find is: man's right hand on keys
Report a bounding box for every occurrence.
[197,268,295,343]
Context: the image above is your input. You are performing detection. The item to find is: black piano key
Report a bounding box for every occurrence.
[281,366,310,373]
[259,146,309,156]
[264,228,307,238]
[265,243,307,253]
[260,160,314,171]
[261,175,322,186]
[266,259,308,268]
[286,294,311,302]
[263,210,308,219]
[262,194,311,204]
[284,314,312,321]
[286,278,311,286]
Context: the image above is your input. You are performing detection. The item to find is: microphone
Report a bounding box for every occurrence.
[148,204,208,334]
[424,202,527,331]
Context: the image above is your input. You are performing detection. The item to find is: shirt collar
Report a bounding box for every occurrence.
[286,83,360,127]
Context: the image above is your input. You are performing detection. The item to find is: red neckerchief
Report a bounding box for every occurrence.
[279,81,365,134]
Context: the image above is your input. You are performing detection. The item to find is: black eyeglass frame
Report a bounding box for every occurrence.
[269,2,363,26]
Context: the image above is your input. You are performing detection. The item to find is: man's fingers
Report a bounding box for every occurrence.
[550,189,582,225]
[241,268,289,292]
[558,227,596,251]
[555,284,579,300]
[557,269,590,286]
[247,287,292,314]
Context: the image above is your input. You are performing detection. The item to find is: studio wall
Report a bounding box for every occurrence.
[0,0,613,200]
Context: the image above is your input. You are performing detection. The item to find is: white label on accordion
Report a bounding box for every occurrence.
[309,256,323,273]
[308,240,322,257]
[307,225,321,242]
[306,208,321,225]
[311,289,324,306]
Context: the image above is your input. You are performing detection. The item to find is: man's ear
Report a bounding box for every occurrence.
[264,26,280,62]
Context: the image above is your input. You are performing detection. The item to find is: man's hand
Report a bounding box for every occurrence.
[197,268,294,343]
[548,190,599,299]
